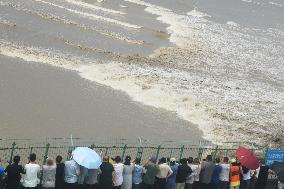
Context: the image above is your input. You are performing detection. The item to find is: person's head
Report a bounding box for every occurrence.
[193,158,200,164]
[160,157,167,164]
[46,158,54,166]
[180,158,187,165]
[114,156,121,163]
[124,156,131,165]
[206,155,213,162]
[29,153,36,162]
[56,155,63,164]
[231,158,238,166]
[170,158,176,165]
[135,158,141,165]
[223,157,229,163]
[13,155,21,164]
[188,157,194,164]
[103,156,109,163]
[215,158,221,164]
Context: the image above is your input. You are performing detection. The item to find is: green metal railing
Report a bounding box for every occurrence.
[0,138,276,189]
[0,138,268,167]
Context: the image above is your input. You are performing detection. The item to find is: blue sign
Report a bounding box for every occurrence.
[266,150,284,166]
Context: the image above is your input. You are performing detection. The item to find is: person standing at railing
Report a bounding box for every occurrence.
[141,156,159,189]
[239,166,251,189]
[113,156,124,189]
[132,158,143,189]
[64,155,80,189]
[176,158,191,189]
[211,158,222,189]
[199,155,215,189]
[122,156,134,189]
[84,168,99,189]
[165,158,178,189]
[155,157,173,189]
[185,157,195,189]
[98,156,115,189]
[229,159,241,189]
[0,158,5,189]
[219,157,230,189]
[5,156,26,189]
[55,155,65,189]
[78,166,88,189]
[42,158,56,189]
[192,158,201,189]
[255,159,269,189]
[22,153,41,189]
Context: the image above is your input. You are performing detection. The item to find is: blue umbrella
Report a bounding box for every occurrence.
[72,147,102,169]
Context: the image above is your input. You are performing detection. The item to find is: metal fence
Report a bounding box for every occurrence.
[0,138,268,166]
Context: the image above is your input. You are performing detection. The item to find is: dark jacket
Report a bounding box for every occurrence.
[176,164,192,183]
[5,163,25,189]
[55,163,65,189]
[199,161,215,184]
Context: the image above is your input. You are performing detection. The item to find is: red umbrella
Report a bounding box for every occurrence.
[236,146,259,170]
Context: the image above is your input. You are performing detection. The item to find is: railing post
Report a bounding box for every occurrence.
[169,148,173,158]
[198,147,203,160]
[264,145,270,163]
[121,144,127,160]
[9,142,16,165]
[136,146,143,159]
[66,147,72,160]
[30,146,34,155]
[105,147,109,156]
[43,143,50,165]
[212,145,219,160]
[179,145,185,161]
[155,145,161,161]
[40,143,50,189]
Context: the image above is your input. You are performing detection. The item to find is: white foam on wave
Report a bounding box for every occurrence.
[118,0,284,145]
[241,0,253,3]
[0,1,143,45]
[33,0,141,29]
[226,21,239,27]
[187,9,211,18]
[62,0,126,15]
[0,40,80,70]
[269,1,283,7]
[78,63,215,141]
[0,17,16,27]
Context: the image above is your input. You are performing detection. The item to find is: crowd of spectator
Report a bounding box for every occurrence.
[0,153,282,189]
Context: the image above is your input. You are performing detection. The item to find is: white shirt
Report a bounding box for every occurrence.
[255,167,260,178]
[64,160,80,183]
[22,163,41,187]
[186,164,195,184]
[113,163,124,186]
[242,169,251,180]
[219,163,230,182]
[194,164,201,182]
[156,163,173,179]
